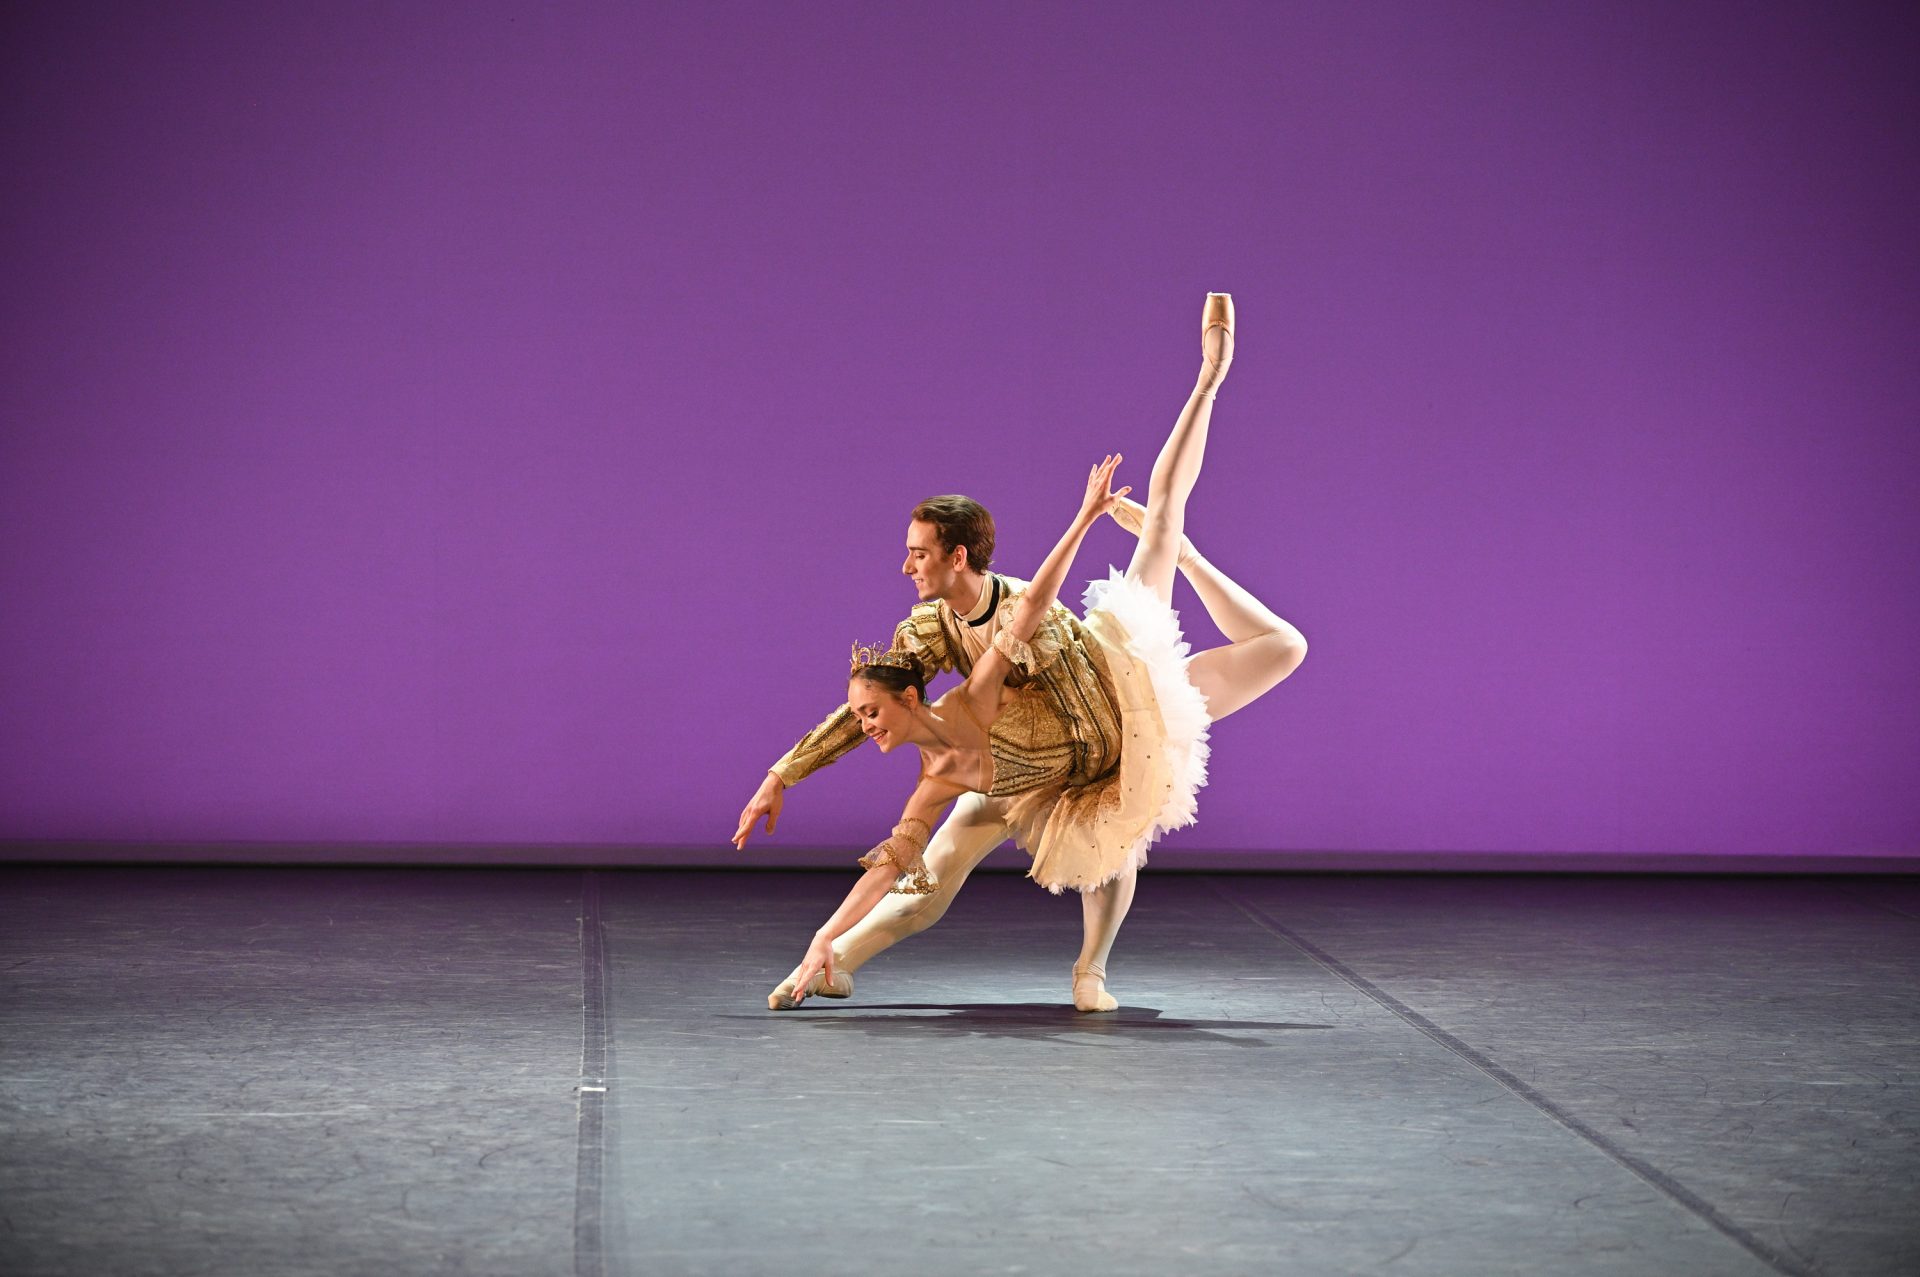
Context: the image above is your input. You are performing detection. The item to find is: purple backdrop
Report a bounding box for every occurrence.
[3,1,1916,861]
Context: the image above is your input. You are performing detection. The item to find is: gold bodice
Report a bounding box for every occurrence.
[770,576,1123,795]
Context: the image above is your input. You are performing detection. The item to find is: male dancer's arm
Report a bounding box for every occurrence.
[732,608,953,849]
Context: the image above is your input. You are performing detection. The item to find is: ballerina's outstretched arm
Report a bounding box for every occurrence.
[957,454,1129,724]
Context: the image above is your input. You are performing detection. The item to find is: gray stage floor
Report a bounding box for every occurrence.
[1,867,1915,1276]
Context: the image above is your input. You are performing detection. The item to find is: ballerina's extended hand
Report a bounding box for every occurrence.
[1081,453,1130,525]
[783,932,838,1007]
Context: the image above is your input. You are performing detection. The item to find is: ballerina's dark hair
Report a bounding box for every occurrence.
[850,658,926,703]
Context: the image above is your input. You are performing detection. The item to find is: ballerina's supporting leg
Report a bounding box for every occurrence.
[1073,296,1232,1012]
[1126,294,1233,606]
[1063,555,1305,1014]
[1072,866,1137,1012]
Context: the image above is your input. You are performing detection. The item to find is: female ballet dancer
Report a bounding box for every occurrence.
[778,292,1308,1011]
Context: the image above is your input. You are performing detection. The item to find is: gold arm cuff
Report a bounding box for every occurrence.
[857,819,937,895]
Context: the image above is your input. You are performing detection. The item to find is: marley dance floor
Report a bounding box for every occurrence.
[1,866,1916,1276]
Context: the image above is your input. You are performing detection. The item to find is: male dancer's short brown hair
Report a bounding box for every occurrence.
[911,495,995,573]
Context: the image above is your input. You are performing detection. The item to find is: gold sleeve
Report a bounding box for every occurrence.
[992,591,1071,675]
[768,703,865,787]
[768,606,955,787]
[857,817,936,895]
[895,604,953,675]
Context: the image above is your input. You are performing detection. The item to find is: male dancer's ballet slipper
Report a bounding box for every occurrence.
[1105,495,1197,568]
[767,968,855,1010]
[1199,291,1234,400]
[1072,961,1119,1013]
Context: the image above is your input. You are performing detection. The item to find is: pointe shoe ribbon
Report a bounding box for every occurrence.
[1072,961,1119,1013]
[767,967,854,1010]
[1199,291,1234,400]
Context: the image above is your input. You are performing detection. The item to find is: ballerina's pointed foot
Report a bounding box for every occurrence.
[1107,495,1197,567]
[1200,291,1234,399]
[767,968,854,1011]
[1072,961,1119,1013]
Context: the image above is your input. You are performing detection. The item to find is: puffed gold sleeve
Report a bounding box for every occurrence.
[857,817,936,895]
[894,603,953,675]
[991,591,1070,675]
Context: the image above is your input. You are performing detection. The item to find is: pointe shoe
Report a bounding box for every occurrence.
[767,968,854,1011]
[1106,495,1197,568]
[1072,961,1119,1013]
[1199,291,1234,400]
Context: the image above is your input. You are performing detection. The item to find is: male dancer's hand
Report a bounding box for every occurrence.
[732,771,784,849]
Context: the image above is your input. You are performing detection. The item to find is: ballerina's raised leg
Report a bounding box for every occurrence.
[1109,495,1308,722]
[1123,292,1235,604]
[1068,292,1236,1014]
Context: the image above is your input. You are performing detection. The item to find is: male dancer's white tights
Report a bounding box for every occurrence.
[831,790,1138,981]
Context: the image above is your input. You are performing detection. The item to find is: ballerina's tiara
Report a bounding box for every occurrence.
[849,641,920,676]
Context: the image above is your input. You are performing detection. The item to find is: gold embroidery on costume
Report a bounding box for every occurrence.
[936,583,1124,799]
[857,817,936,895]
[991,596,1068,674]
[771,577,1125,829]
[897,607,950,674]
[770,703,865,787]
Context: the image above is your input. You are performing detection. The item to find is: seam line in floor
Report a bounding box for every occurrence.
[1202,876,1810,1277]
[575,869,608,1277]
[1827,880,1920,924]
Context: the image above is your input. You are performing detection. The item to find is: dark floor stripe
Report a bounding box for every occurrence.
[1830,880,1920,925]
[574,870,608,1277]
[1205,878,1811,1277]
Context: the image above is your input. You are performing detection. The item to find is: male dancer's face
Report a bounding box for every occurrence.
[903,519,968,603]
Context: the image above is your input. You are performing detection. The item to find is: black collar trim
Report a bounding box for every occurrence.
[965,575,1002,628]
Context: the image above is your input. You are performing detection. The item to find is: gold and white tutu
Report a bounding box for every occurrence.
[1003,569,1212,893]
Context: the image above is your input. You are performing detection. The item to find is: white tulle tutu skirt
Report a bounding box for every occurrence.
[1006,568,1213,893]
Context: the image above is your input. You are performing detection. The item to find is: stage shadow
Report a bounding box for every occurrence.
[728,1003,1335,1047]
